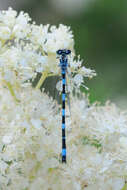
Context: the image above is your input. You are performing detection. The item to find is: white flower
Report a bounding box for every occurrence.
[119,137,127,150]
[4,70,13,82]
[73,74,83,87]
[16,11,30,26]
[0,161,8,174]
[36,55,48,72]
[79,66,96,78]
[56,80,63,91]
[0,7,17,28]
[44,24,74,53]
[19,58,28,67]
[70,55,82,70]
[31,119,42,129]
[30,24,49,46]
[0,26,11,40]
[109,178,124,190]
[13,11,31,39]
[2,135,13,144]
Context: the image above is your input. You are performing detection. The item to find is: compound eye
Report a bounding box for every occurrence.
[57,50,62,55]
[66,50,71,55]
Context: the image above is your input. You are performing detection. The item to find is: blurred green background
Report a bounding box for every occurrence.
[0,0,127,108]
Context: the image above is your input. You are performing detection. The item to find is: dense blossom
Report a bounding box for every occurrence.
[0,86,127,190]
[0,7,95,92]
[0,7,127,190]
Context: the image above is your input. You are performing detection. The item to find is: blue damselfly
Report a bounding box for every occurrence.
[57,49,71,163]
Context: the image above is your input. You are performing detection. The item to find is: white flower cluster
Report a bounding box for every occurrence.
[0,7,95,92]
[0,7,126,190]
[0,86,127,190]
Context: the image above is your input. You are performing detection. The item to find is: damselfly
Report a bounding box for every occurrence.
[57,49,71,163]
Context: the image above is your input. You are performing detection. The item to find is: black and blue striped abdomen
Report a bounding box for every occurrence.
[62,69,66,163]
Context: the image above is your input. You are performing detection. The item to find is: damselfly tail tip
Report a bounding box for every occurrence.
[62,156,66,163]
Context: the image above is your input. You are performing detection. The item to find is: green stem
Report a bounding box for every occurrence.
[35,72,57,90]
[35,72,48,90]
[4,81,20,103]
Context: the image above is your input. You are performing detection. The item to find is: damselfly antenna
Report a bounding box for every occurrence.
[57,49,71,163]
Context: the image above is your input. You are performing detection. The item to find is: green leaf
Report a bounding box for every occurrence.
[81,136,90,145]
[5,160,13,166]
[121,184,127,190]
[81,136,102,153]
[2,144,6,152]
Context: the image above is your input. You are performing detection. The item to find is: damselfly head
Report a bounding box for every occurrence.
[57,49,71,55]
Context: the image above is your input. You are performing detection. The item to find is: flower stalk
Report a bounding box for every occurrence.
[35,71,48,89]
[3,80,20,103]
